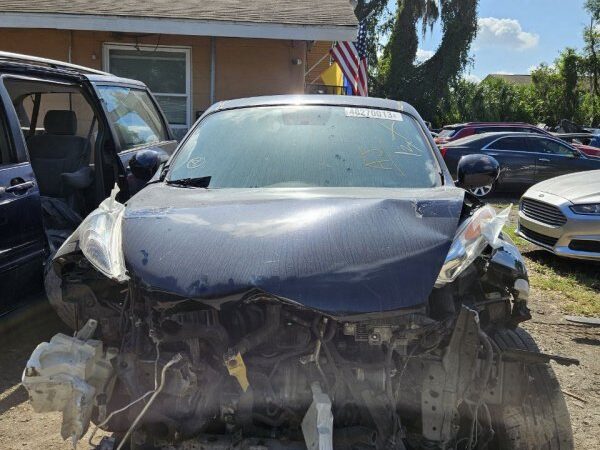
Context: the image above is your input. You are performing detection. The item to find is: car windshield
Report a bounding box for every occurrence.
[167,105,440,188]
[96,85,168,151]
[438,128,457,138]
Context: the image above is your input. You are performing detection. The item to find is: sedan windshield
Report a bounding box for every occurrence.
[168,105,440,188]
[96,85,168,151]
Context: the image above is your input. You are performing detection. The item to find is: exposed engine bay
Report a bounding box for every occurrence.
[25,234,578,450]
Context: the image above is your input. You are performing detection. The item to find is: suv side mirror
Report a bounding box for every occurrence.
[456,154,500,189]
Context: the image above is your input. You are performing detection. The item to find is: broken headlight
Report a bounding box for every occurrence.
[435,204,510,286]
[78,186,129,282]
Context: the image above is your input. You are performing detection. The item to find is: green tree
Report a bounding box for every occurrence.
[581,0,600,124]
[558,48,580,121]
[372,0,478,120]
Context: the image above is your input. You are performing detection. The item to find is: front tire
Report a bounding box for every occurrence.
[490,327,573,450]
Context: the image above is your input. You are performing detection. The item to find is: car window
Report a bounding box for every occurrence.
[168,105,441,188]
[9,88,97,142]
[4,79,101,161]
[95,85,168,151]
[438,128,456,138]
[533,138,576,156]
[488,136,527,150]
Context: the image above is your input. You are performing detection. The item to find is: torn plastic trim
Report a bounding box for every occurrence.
[57,185,129,282]
[435,204,511,286]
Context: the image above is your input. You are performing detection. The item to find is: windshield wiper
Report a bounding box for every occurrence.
[166,176,212,188]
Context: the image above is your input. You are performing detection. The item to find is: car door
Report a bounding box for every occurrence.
[0,81,45,304]
[527,136,595,182]
[482,135,536,190]
[93,83,176,197]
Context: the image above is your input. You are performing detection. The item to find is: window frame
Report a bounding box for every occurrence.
[484,135,530,152]
[533,137,581,157]
[102,43,192,132]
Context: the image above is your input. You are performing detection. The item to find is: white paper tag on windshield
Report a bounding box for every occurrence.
[345,107,403,121]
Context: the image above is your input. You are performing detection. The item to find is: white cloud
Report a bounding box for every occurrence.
[475,17,539,51]
[464,74,481,83]
[416,48,434,63]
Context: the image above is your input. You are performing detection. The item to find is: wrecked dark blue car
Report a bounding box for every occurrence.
[34,96,574,450]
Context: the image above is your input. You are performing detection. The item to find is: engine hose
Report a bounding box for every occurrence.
[233,304,281,355]
[116,353,182,450]
[311,316,336,342]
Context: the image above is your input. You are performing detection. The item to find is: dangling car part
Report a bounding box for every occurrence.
[31,96,576,450]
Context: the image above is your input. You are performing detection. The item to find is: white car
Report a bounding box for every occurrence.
[518,170,600,260]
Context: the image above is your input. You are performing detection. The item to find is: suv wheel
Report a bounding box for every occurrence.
[489,327,573,450]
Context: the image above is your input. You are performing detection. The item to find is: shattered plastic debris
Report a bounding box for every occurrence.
[21,320,117,446]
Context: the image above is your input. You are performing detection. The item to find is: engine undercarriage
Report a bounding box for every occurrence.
[25,283,562,450]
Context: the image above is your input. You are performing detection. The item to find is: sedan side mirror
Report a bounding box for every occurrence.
[456,154,500,189]
[129,149,161,182]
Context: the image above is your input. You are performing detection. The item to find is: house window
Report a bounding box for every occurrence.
[103,44,191,138]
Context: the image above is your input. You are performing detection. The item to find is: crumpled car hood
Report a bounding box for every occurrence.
[122,185,464,317]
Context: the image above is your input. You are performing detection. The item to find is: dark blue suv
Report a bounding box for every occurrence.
[0,52,177,310]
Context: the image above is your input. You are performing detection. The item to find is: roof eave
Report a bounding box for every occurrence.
[0,12,358,41]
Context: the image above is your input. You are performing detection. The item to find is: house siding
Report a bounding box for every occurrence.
[0,29,308,117]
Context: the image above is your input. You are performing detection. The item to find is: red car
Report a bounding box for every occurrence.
[553,133,600,158]
[571,142,600,158]
[434,122,550,145]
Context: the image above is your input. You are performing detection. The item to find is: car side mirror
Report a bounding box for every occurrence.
[456,154,500,189]
[129,149,161,182]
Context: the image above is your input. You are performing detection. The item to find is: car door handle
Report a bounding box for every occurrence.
[0,180,35,195]
[538,158,550,162]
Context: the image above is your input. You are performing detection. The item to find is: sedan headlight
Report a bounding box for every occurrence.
[436,204,511,286]
[570,203,600,215]
[77,187,128,282]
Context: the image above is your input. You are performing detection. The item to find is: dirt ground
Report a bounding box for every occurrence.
[0,237,598,448]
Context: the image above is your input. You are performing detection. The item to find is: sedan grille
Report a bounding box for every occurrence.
[519,225,559,247]
[520,198,567,226]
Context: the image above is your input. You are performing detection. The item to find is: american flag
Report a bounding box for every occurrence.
[330,20,368,96]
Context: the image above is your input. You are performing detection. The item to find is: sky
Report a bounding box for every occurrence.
[409,0,590,81]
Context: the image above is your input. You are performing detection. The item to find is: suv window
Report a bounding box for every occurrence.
[95,85,168,151]
[533,138,577,156]
[489,136,527,151]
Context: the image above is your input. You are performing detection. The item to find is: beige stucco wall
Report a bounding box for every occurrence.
[0,28,308,115]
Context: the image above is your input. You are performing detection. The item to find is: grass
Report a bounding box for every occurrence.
[498,203,600,317]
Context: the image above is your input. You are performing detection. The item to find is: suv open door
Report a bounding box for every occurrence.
[0,82,45,308]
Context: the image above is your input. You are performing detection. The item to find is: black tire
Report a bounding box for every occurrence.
[490,327,573,450]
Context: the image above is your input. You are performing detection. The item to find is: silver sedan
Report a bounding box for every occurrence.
[518,170,600,260]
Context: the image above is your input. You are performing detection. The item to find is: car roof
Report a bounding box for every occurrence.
[446,131,557,145]
[204,95,419,117]
[0,51,146,87]
[443,122,536,129]
[552,132,594,138]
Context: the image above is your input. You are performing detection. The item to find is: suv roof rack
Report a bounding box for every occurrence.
[0,51,109,76]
